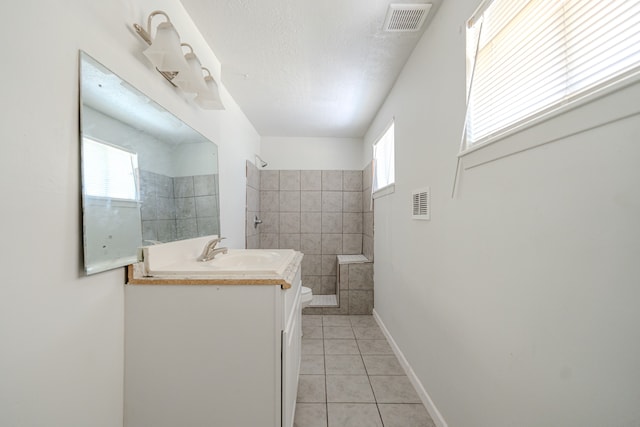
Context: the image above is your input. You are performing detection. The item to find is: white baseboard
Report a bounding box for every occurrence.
[372,309,448,427]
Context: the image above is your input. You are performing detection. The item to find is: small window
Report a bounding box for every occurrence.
[372,121,395,197]
[82,137,139,201]
[464,0,640,151]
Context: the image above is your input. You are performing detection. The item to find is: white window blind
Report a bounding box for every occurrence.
[465,0,640,149]
[83,137,139,201]
[373,121,395,193]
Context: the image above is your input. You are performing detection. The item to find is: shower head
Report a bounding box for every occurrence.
[255,154,268,168]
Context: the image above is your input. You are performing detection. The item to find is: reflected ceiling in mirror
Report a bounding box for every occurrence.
[80,51,220,275]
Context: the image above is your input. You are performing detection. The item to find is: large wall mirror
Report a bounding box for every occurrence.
[79,51,220,275]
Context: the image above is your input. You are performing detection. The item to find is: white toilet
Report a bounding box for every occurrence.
[301,286,313,309]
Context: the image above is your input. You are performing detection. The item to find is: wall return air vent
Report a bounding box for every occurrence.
[412,188,430,220]
[383,3,432,32]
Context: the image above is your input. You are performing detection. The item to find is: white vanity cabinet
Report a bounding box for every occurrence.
[124,265,302,427]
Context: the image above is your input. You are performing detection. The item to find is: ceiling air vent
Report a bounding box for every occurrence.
[384,3,432,32]
[412,188,430,220]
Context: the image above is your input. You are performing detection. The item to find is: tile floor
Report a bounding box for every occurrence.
[295,315,436,427]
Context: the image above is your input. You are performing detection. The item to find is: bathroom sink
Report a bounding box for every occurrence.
[141,236,296,277]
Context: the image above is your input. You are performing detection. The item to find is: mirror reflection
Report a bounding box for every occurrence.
[80,51,220,275]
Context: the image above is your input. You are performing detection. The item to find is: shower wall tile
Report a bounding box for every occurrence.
[174,176,195,198]
[141,221,156,243]
[322,191,342,212]
[301,170,322,191]
[280,170,300,190]
[157,175,174,198]
[194,174,216,196]
[260,191,280,212]
[343,170,363,191]
[176,218,198,240]
[322,234,342,255]
[157,197,176,220]
[260,212,280,234]
[301,191,321,212]
[246,234,260,249]
[301,212,322,233]
[343,212,363,234]
[322,170,343,191]
[343,192,362,213]
[195,196,217,217]
[156,219,177,242]
[246,187,259,212]
[280,191,301,212]
[246,211,259,237]
[260,233,279,249]
[301,233,321,254]
[280,212,301,233]
[342,234,363,255]
[322,212,342,233]
[321,275,337,295]
[349,290,373,315]
[363,236,374,261]
[140,196,157,221]
[321,255,337,276]
[349,263,373,290]
[175,198,196,219]
[303,275,322,295]
[280,233,301,251]
[302,254,322,276]
[363,212,374,237]
[339,264,349,290]
[260,170,280,190]
[247,162,261,190]
[196,217,217,236]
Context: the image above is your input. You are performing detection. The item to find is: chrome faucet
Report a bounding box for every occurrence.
[197,237,228,262]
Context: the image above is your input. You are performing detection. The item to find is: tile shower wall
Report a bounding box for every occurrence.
[259,170,364,296]
[140,169,219,243]
[246,161,261,249]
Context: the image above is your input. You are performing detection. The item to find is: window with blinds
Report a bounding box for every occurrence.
[82,137,139,201]
[464,0,640,150]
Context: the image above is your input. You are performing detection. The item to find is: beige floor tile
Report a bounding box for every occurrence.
[302,339,324,355]
[302,315,323,327]
[326,375,375,403]
[323,315,352,326]
[353,326,385,340]
[324,339,360,355]
[323,326,355,339]
[369,376,421,403]
[327,403,382,427]
[357,339,394,355]
[362,355,405,375]
[301,354,325,375]
[325,355,366,375]
[294,403,328,427]
[349,315,377,327]
[378,404,435,427]
[303,324,323,339]
[297,375,326,403]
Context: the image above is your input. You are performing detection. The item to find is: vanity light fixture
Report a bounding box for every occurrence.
[133,10,224,110]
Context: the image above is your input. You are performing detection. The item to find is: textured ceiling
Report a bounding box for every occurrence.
[180,0,441,138]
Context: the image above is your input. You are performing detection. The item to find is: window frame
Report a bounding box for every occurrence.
[460,0,640,164]
[81,136,140,202]
[372,119,396,199]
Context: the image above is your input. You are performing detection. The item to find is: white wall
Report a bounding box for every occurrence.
[261,136,364,170]
[0,1,258,426]
[366,1,640,427]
